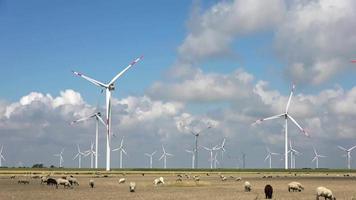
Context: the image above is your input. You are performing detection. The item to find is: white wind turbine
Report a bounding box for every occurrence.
[213,152,220,169]
[180,122,212,169]
[84,142,96,168]
[337,145,356,169]
[145,151,156,169]
[252,84,309,169]
[72,56,143,171]
[159,145,173,169]
[218,138,226,167]
[312,146,326,169]
[54,149,64,168]
[289,140,301,169]
[201,145,220,169]
[112,137,127,169]
[73,144,85,168]
[264,147,280,169]
[185,149,195,169]
[0,145,5,167]
[71,112,106,169]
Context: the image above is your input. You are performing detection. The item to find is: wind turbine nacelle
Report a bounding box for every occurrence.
[109,84,115,91]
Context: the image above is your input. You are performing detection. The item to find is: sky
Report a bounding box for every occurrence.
[0,0,356,169]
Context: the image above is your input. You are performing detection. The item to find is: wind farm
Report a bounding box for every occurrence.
[1,0,356,199]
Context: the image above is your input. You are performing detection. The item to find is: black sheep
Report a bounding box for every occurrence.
[46,178,58,188]
[264,184,273,199]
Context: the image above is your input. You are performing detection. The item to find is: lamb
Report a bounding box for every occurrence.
[316,186,336,200]
[67,177,79,186]
[244,181,252,192]
[119,178,126,184]
[288,181,304,192]
[264,184,273,199]
[56,178,72,189]
[89,179,94,188]
[129,182,136,192]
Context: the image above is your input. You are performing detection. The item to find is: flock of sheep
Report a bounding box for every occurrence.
[13,173,337,199]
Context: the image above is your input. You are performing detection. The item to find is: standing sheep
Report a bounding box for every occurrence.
[316,186,336,200]
[129,182,136,192]
[89,179,94,188]
[119,178,126,184]
[153,177,165,185]
[288,182,304,192]
[244,181,252,192]
[221,176,227,181]
[264,184,273,199]
[67,177,79,186]
[56,178,72,189]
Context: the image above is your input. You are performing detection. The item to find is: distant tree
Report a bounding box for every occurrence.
[32,163,44,168]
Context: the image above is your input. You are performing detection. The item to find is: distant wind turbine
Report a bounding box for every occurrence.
[252,84,309,169]
[337,145,356,169]
[185,149,195,169]
[264,147,280,169]
[73,144,85,168]
[145,151,156,168]
[289,140,301,169]
[159,145,173,169]
[112,137,128,169]
[312,147,326,169]
[201,144,220,169]
[72,56,143,171]
[84,142,96,168]
[54,149,64,168]
[0,145,5,167]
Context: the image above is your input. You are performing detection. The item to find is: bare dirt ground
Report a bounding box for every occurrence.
[1,171,356,200]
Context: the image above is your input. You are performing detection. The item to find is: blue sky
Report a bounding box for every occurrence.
[0,0,356,169]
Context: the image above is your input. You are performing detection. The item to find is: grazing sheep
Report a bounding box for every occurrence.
[119,178,126,184]
[193,175,200,182]
[288,182,304,192]
[46,178,57,187]
[129,182,136,192]
[244,181,252,192]
[177,174,183,178]
[10,176,16,179]
[89,180,94,188]
[56,178,72,189]
[153,177,165,185]
[316,186,336,200]
[18,179,30,184]
[221,176,227,181]
[40,176,48,184]
[264,184,273,199]
[176,177,182,182]
[235,177,242,181]
[67,177,79,186]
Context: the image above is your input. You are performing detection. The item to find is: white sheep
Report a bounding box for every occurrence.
[235,177,242,181]
[288,181,304,192]
[56,178,72,189]
[89,179,94,188]
[244,181,252,192]
[221,176,227,181]
[67,177,79,186]
[119,178,126,184]
[153,177,165,185]
[129,182,136,192]
[316,186,336,200]
[40,176,48,184]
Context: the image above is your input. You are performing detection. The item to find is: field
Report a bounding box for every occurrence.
[1,169,356,200]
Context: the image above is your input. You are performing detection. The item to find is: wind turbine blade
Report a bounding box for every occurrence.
[312,156,317,162]
[264,154,270,161]
[348,145,356,152]
[318,155,327,158]
[287,115,309,137]
[162,145,166,153]
[337,145,347,151]
[252,114,284,125]
[166,153,173,157]
[73,153,79,160]
[122,149,127,155]
[145,153,150,157]
[108,56,143,85]
[285,84,295,113]
[72,71,107,88]
[71,114,97,124]
[96,114,107,127]
[112,148,119,152]
[152,151,157,156]
[351,60,356,63]
[0,155,5,161]
[159,154,164,161]
[313,146,317,155]
[201,146,210,151]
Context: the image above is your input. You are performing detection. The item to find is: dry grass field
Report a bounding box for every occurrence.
[1,170,356,200]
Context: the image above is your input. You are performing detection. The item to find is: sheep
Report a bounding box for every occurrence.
[89,179,94,188]
[176,177,182,182]
[10,175,16,179]
[56,178,72,189]
[129,182,136,192]
[193,175,200,182]
[288,182,304,192]
[153,177,165,185]
[40,176,48,184]
[67,177,79,186]
[316,186,336,200]
[46,178,57,187]
[264,184,273,199]
[244,181,252,192]
[119,178,126,184]
[18,179,30,184]
[235,177,242,181]
[221,176,227,181]
[177,174,183,178]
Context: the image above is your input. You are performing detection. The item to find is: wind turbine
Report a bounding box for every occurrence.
[145,151,156,168]
[213,152,220,169]
[312,147,326,169]
[72,56,143,171]
[112,137,127,169]
[252,84,309,169]
[180,122,212,169]
[185,149,195,169]
[264,147,280,169]
[201,145,220,169]
[84,142,96,168]
[71,112,106,169]
[289,140,301,169]
[337,145,356,169]
[54,149,64,168]
[159,145,173,169]
[0,145,5,167]
[218,138,226,167]
[73,144,85,168]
